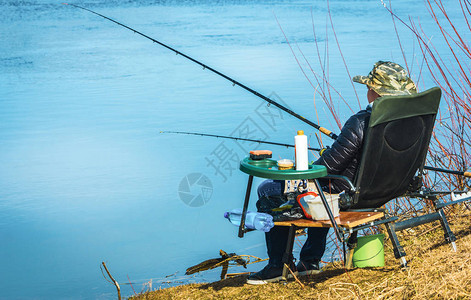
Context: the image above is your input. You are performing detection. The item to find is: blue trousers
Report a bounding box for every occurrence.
[258,179,329,267]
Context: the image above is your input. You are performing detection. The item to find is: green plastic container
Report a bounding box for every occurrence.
[352,233,385,268]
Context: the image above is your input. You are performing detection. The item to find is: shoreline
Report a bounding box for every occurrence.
[130,212,471,299]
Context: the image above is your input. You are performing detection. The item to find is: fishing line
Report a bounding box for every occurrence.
[64,3,338,140]
[160,131,321,151]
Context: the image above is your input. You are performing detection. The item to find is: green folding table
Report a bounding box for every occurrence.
[238,157,384,279]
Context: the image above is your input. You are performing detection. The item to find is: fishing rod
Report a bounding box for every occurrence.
[424,166,471,178]
[161,131,321,151]
[162,131,471,177]
[64,3,338,140]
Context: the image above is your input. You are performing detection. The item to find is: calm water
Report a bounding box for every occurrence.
[0,0,465,299]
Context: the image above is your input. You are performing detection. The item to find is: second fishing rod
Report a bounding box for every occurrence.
[65,3,338,141]
[161,131,322,152]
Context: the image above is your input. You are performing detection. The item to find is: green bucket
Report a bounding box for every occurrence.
[352,233,385,268]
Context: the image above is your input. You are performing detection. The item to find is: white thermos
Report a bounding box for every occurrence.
[295,130,308,170]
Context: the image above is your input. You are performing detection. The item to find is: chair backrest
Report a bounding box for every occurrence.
[351,87,441,209]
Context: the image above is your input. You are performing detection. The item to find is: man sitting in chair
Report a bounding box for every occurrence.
[247,61,418,285]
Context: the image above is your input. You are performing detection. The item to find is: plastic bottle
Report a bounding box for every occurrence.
[295,130,308,170]
[224,209,274,232]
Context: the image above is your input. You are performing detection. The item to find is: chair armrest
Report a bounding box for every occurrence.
[322,174,356,193]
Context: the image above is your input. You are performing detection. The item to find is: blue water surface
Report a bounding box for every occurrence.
[0,0,466,299]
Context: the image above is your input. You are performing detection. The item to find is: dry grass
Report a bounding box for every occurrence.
[130,213,471,300]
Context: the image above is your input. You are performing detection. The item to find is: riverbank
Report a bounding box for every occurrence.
[130,212,471,299]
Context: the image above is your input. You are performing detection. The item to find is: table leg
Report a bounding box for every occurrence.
[238,175,254,238]
[313,179,343,242]
[281,224,297,280]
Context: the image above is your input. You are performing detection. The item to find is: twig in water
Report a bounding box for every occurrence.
[102,262,121,300]
[127,274,137,296]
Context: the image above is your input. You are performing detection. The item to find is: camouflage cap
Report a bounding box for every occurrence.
[352,61,417,96]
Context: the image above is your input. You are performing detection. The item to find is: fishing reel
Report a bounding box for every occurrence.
[338,191,354,210]
[407,175,424,193]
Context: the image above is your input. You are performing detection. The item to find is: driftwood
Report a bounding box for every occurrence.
[185,250,248,279]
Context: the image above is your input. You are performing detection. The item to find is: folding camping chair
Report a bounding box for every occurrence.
[323,86,471,267]
[238,87,470,278]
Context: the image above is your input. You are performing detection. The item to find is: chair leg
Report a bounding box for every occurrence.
[385,222,407,267]
[281,225,297,280]
[437,208,457,252]
[345,232,357,269]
